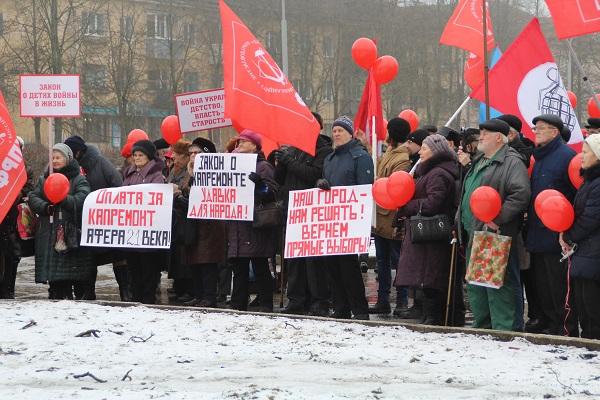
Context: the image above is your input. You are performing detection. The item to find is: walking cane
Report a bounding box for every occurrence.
[445,231,458,326]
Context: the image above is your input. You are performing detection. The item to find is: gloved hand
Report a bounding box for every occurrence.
[248,172,262,184]
[46,204,55,215]
[273,149,291,165]
[316,179,331,191]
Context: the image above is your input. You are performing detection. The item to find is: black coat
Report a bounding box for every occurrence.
[509,137,534,168]
[564,163,600,281]
[79,145,123,191]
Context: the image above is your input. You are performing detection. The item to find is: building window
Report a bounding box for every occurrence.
[323,36,333,58]
[324,80,334,102]
[121,16,133,39]
[183,71,198,92]
[147,69,169,90]
[82,12,106,36]
[184,23,196,46]
[147,14,170,39]
[83,64,107,88]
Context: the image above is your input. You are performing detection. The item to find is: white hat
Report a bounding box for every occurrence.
[585,134,600,160]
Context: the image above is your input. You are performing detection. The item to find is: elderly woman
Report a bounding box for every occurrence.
[228,130,279,312]
[123,140,166,304]
[560,135,600,339]
[394,134,459,325]
[28,143,94,299]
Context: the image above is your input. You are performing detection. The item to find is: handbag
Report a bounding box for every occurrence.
[54,208,81,254]
[465,230,512,289]
[409,201,451,243]
[252,200,284,229]
[16,203,38,240]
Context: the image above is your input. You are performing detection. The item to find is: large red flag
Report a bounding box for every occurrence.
[0,91,27,224]
[546,0,600,39]
[219,0,319,156]
[439,0,495,59]
[470,18,583,146]
[354,70,385,142]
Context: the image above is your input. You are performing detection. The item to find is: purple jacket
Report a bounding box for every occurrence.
[123,159,166,186]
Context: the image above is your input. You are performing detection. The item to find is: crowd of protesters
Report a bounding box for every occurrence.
[1,112,599,340]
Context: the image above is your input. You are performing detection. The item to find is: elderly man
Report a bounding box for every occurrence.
[526,114,578,336]
[459,118,531,331]
[317,116,374,320]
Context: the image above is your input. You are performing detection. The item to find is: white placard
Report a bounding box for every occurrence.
[19,75,80,117]
[284,185,373,258]
[175,88,232,133]
[187,153,256,221]
[80,184,173,249]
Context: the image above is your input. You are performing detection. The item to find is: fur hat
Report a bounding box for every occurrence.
[171,139,191,155]
[64,135,87,154]
[332,115,354,136]
[387,117,411,143]
[52,143,73,161]
[132,140,156,161]
[192,137,217,154]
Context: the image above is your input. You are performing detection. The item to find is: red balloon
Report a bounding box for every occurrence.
[44,173,70,204]
[464,54,484,89]
[373,56,399,85]
[121,142,133,158]
[372,178,397,210]
[161,115,182,145]
[386,171,415,207]
[534,189,564,218]
[127,129,148,144]
[539,196,575,233]
[588,95,600,118]
[469,186,501,223]
[567,91,577,109]
[398,109,419,132]
[527,156,535,177]
[568,153,583,189]
[351,38,378,70]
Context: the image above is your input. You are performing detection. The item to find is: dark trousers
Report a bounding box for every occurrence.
[573,278,600,340]
[531,252,578,336]
[190,263,218,305]
[48,280,95,300]
[373,235,403,305]
[446,245,466,326]
[127,252,161,304]
[521,267,540,320]
[0,253,19,299]
[113,263,132,301]
[286,256,329,311]
[217,262,232,300]
[231,257,273,311]
[326,254,369,316]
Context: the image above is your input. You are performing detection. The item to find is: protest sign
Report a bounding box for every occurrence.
[81,184,173,249]
[187,153,256,221]
[20,75,80,117]
[175,88,232,133]
[284,185,373,258]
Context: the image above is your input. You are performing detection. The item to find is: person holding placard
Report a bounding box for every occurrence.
[227,130,279,312]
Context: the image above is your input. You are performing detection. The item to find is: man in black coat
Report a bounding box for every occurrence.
[274,113,333,316]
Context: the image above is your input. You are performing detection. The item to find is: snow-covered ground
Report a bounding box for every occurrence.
[1,301,599,399]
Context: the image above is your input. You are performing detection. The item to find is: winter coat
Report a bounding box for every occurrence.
[458,145,531,238]
[275,135,333,208]
[323,139,374,187]
[394,154,459,290]
[123,159,166,186]
[168,166,192,279]
[526,135,576,253]
[227,153,279,258]
[509,137,534,168]
[563,163,600,281]
[79,145,123,191]
[1,163,34,259]
[28,160,95,283]
[374,145,411,239]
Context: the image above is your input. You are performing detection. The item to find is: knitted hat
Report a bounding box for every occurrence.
[132,140,157,161]
[64,135,87,154]
[192,137,217,154]
[52,143,73,161]
[423,134,455,159]
[480,118,510,136]
[332,115,354,136]
[496,114,523,133]
[171,139,191,155]
[406,129,429,146]
[387,117,411,143]
[585,134,600,160]
[237,129,262,150]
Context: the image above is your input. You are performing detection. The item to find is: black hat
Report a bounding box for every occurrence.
[438,126,461,145]
[561,126,572,143]
[496,114,522,133]
[64,135,87,154]
[387,117,411,143]
[153,138,170,150]
[462,127,480,137]
[585,118,600,129]
[132,140,157,161]
[479,118,510,136]
[532,114,564,132]
[422,125,438,133]
[191,137,217,154]
[406,129,429,146]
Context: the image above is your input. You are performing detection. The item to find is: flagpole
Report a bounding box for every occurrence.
[482,0,490,120]
[566,39,600,110]
[445,96,470,127]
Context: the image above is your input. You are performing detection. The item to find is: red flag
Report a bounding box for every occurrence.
[0,91,27,224]
[440,0,495,59]
[470,18,583,146]
[354,70,385,142]
[219,0,319,156]
[464,52,485,90]
[546,0,600,39]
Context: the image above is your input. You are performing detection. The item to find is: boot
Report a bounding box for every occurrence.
[422,292,443,326]
[369,301,391,314]
[393,301,422,319]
